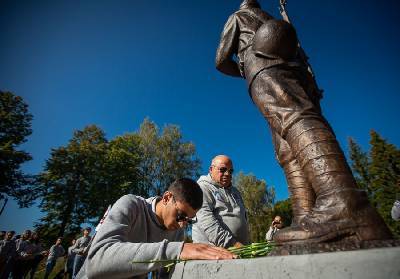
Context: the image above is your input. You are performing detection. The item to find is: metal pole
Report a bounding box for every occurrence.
[0,198,9,216]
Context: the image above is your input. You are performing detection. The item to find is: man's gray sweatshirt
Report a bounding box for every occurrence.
[192,174,249,248]
[77,194,184,279]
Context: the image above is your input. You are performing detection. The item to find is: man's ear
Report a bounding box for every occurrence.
[162,191,173,205]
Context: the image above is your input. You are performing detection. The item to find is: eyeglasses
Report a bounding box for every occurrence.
[213,166,234,175]
[172,196,197,225]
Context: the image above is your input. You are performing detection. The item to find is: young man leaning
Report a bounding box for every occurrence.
[77,178,235,279]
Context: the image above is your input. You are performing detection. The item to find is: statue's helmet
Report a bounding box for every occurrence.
[240,0,261,9]
[253,19,298,61]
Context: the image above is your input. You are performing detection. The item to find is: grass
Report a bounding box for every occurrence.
[33,258,66,279]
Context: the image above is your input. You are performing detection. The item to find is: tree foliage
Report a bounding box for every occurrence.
[235,172,275,242]
[36,125,111,243]
[349,131,400,237]
[136,118,201,195]
[0,91,36,208]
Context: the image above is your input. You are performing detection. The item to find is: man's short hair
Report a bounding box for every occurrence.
[168,178,203,210]
[84,227,92,232]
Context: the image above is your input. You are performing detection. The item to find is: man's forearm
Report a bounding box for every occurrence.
[87,240,183,278]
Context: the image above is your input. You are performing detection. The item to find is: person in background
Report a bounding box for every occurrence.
[44,237,65,279]
[192,155,250,248]
[0,232,7,273]
[72,228,91,278]
[27,232,47,279]
[13,229,33,279]
[265,216,284,241]
[64,239,76,279]
[0,231,16,279]
[392,200,400,221]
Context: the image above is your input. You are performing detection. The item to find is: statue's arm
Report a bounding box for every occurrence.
[215,15,242,77]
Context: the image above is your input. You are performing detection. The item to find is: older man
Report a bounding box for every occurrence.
[192,155,249,248]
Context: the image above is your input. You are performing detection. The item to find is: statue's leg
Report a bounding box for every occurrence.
[272,131,315,225]
[251,66,392,243]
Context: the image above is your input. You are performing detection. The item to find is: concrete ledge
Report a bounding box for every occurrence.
[170,247,400,279]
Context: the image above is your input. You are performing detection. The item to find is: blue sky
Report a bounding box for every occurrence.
[1,0,399,233]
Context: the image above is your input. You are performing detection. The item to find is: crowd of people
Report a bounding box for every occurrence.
[2,154,397,279]
[0,227,92,279]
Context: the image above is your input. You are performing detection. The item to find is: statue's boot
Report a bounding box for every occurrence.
[274,133,315,225]
[274,118,393,243]
[283,159,315,225]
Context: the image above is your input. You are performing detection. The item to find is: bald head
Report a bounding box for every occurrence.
[209,155,234,187]
[211,155,232,166]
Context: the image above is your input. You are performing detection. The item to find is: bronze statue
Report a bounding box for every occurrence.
[216,0,392,243]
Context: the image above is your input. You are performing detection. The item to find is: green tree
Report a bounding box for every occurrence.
[36,125,110,244]
[235,172,275,242]
[0,91,36,212]
[349,138,371,194]
[349,131,400,237]
[86,133,144,221]
[137,118,201,195]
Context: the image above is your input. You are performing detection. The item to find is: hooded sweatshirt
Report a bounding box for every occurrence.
[77,194,184,279]
[192,174,249,248]
[392,200,400,221]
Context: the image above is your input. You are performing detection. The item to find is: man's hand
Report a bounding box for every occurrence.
[233,242,243,248]
[179,243,237,260]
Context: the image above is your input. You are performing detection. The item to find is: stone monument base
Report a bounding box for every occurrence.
[170,246,400,279]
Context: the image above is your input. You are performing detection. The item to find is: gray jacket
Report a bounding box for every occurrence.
[265,226,279,242]
[47,244,65,261]
[15,239,34,259]
[72,235,91,256]
[192,175,250,248]
[392,200,400,221]
[77,195,184,279]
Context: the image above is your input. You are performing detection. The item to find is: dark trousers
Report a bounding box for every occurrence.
[44,258,57,279]
[72,255,86,279]
[0,258,14,279]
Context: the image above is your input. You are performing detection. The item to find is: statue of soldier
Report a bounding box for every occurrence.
[216,0,392,243]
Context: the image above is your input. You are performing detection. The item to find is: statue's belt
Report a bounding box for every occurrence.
[246,61,303,91]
